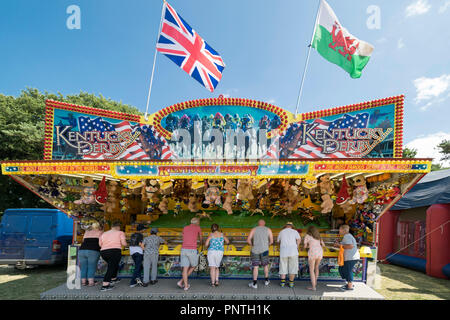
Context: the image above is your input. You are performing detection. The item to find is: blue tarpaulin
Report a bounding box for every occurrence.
[391,169,450,210]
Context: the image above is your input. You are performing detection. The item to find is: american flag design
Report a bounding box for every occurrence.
[263,113,370,159]
[77,116,176,160]
[156,1,225,92]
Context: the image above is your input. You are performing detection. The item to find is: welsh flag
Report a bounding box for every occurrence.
[312,0,374,78]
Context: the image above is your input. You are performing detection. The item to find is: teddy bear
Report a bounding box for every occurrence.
[350,175,368,204]
[284,181,301,214]
[74,176,96,205]
[187,193,201,213]
[237,179,254,211]
[222,179,237,215]
[146,193,160,215]
[158,196,169,214]
[141,179,160,202]
[319,174,334,214]
[203,179,223,208]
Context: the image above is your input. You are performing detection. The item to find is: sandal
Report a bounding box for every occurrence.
[184,284,190,291]
[214,281,219,287]
[177,280,184,288]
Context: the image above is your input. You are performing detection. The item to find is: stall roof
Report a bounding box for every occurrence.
[391,169,450,210]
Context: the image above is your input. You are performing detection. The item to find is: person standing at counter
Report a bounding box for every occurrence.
[142,227,166,286]
[129,224,145,288]
[205,223,229,287]
[247,219,273,289]
[277,222,301,288]
[177,218,203,291]
[79,222,103,286]
[304,225,325,291]
[99,221,127,292]
[336,224,360,291]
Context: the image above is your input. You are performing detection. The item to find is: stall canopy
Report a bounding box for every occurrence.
[391,169,450,210]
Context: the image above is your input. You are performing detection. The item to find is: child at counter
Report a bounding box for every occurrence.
[142,228,166,286]
[335,224,360,291]
[129,224,146,287]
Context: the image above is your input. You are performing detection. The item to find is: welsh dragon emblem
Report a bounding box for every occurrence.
[329,21,359,62]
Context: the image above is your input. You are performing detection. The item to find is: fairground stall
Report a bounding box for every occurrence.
[1,95,431,282]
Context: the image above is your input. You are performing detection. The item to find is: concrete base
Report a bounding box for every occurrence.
[41,279,384,300]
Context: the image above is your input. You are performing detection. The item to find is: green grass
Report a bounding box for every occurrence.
[375,264,450,300]
[0,265,66,300]
[150,209,330,229]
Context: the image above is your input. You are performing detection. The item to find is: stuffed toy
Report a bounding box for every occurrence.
[159,180,174,196]
[174,198,182,216]
[187,193,201,213]
[302,175,318,196]
[203,179,223,208]
[191,179,206,195]
[142,179,160,201]
[335,175,356,215]
[159,196,169,214]
[350,175,368,204]
[284,182,300,214]
[222,179,236,215]
[237,179,254,201]
[319,174,334,214]
[299,195,321,213]
[105,181,120,214]
[74,177,96,205]
[93,177,108,206]
[146,193,160,214]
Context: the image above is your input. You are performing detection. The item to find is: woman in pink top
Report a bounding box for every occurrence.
[303,226,325,291]
[99,221,127,291]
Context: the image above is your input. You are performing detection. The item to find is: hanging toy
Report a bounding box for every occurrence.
[187,193,200,213]
[319,174,334,214]
[158,196,169,215]
[203,179,223,208]
[174,198,182,217]
[350,175,368,204]
[222,179,236,215]
[93,177,108,206]
[74,177,96,205]
[146,194,159,215]
[335,175,356,215]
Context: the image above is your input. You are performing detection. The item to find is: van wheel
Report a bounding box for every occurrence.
[14,264,27,270]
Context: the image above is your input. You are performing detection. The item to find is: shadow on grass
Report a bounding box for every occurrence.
[0,265,67,300]
[378,263,450,300]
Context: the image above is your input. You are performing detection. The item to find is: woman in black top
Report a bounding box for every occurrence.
[79,222,103,286]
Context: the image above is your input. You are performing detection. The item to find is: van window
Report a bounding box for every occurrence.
[29,216,53,233]
[4,215,27,233]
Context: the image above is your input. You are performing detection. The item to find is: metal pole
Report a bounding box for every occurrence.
[144,0,166,121]
[294,0,323,116]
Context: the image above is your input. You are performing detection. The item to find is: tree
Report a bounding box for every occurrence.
[437,140,450,162]
[0,88,141,214]
[402,147,417,158]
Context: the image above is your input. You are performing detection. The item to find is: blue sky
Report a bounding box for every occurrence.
[1,0,449,163]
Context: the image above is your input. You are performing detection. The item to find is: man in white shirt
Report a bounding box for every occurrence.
[277,222,301,288]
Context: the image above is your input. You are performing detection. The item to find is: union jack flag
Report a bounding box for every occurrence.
[263,113,370,159]
[156,1,225,92]
[77,116,176,160]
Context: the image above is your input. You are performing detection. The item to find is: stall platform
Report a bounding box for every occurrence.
[40,279,384,300]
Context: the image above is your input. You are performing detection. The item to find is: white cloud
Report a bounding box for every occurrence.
[266,99,276,104]
[397,38,405,49]
[376,37,387,44]
[405,0,431,17]
[406,132,450,166]
[413,74,450,110]
[439,1,450,13]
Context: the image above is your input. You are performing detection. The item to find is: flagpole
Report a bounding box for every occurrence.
[144,0,166,121]
[294,0,323,117]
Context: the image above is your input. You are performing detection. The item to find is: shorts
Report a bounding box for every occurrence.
[279,256,299,275]
[251,250,269,267]
[207,250,224,267]
[180,249,199,268]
